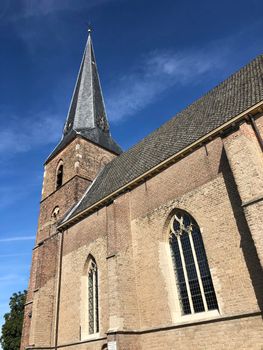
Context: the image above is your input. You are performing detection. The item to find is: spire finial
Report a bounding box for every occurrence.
[88,23,92,35]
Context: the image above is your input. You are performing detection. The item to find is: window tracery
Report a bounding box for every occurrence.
[169,210,218,315]
[87,257,99,334]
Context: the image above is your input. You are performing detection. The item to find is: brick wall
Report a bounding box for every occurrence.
[42,137,115,200]
[21,116,263,350]
[21,135,116,350]
[223,120,263,268]
[53,131,263,349]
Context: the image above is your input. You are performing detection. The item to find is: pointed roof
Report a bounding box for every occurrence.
[46,32,122,163]
[61,53,263,224]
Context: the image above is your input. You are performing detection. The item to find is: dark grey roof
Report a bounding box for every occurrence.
[45,128,122,163]
[46,33,122,163]
[64,53,263,221]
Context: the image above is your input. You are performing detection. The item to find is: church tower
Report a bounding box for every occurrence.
[20,31,121,349]
[20,29,263,350]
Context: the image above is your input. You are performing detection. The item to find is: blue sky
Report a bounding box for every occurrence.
[1,0,263,340]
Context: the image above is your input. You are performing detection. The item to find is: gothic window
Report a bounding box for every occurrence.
[169,210,218,315]
[56,162,63,189]
[87,257,99,334]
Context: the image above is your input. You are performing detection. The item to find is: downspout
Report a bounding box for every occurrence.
[248,114,263,152]
[54,229,64,350]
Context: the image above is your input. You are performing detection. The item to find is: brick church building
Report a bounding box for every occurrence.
[21,31,263,350]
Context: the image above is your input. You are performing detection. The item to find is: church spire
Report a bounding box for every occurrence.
[46,30,122,163]
[63,30,109,135]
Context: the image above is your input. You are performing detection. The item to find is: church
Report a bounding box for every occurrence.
[20,31,263,350]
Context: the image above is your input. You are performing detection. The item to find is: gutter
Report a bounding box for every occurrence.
[58,101,263,230]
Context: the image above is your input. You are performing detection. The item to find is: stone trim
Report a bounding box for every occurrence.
[106,311,262,335]
[24,301,33,307]
[25,312,261,349]
[106,254,116,260]
[33,232,59,250]
[25,336,107,350]
[40,174,92,204]
[242,194,263,208]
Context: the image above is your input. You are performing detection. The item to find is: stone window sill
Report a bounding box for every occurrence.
[81,332,100,341]
[174,309,220,325]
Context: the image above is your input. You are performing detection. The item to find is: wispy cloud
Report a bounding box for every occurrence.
[106,46,229,122]
[6,0,123,21]
[0,236,35,243]
[0,110,63,155]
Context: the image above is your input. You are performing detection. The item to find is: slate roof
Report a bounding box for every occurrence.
[46,33,122,163]
[45,128,122,163]
[63,53,263,222]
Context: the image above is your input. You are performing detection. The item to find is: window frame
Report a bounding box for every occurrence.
[166,209,220,322]
[81,255,100,340]
[88,259,99,334]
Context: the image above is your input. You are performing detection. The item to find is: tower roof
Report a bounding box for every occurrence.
[61,53,263,224]
[46,31,122,163]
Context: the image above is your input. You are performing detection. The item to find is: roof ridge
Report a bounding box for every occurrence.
[125,53,263,152]
[93,53,263,166]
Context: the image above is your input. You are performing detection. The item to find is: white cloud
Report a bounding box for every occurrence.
[106,46,228,122]
[0,236,35,243]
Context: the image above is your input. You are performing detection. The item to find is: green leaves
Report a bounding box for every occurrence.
[0,290,27,350]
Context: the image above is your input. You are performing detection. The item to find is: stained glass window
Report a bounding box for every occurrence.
[87,258,99,334]
[169,210,218,315]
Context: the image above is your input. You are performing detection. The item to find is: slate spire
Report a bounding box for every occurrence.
[63,31,109,135]
[46,31,122,163]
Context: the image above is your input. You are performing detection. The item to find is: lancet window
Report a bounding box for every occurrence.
[88,257,99,334]
[169,210,218,315]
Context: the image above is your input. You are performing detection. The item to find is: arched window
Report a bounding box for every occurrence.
[51,206,60,220]
[87,257,99,334]
[56,162,63,189]
[169,210,218,315]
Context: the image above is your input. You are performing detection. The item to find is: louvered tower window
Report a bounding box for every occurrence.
[169,210,218,315]
[88,258,99,334]
[56,163,63,189]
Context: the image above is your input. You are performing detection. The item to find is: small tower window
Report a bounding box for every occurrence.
[56,163,63,189]
[51,206,60,221]
[169,210,218,315]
